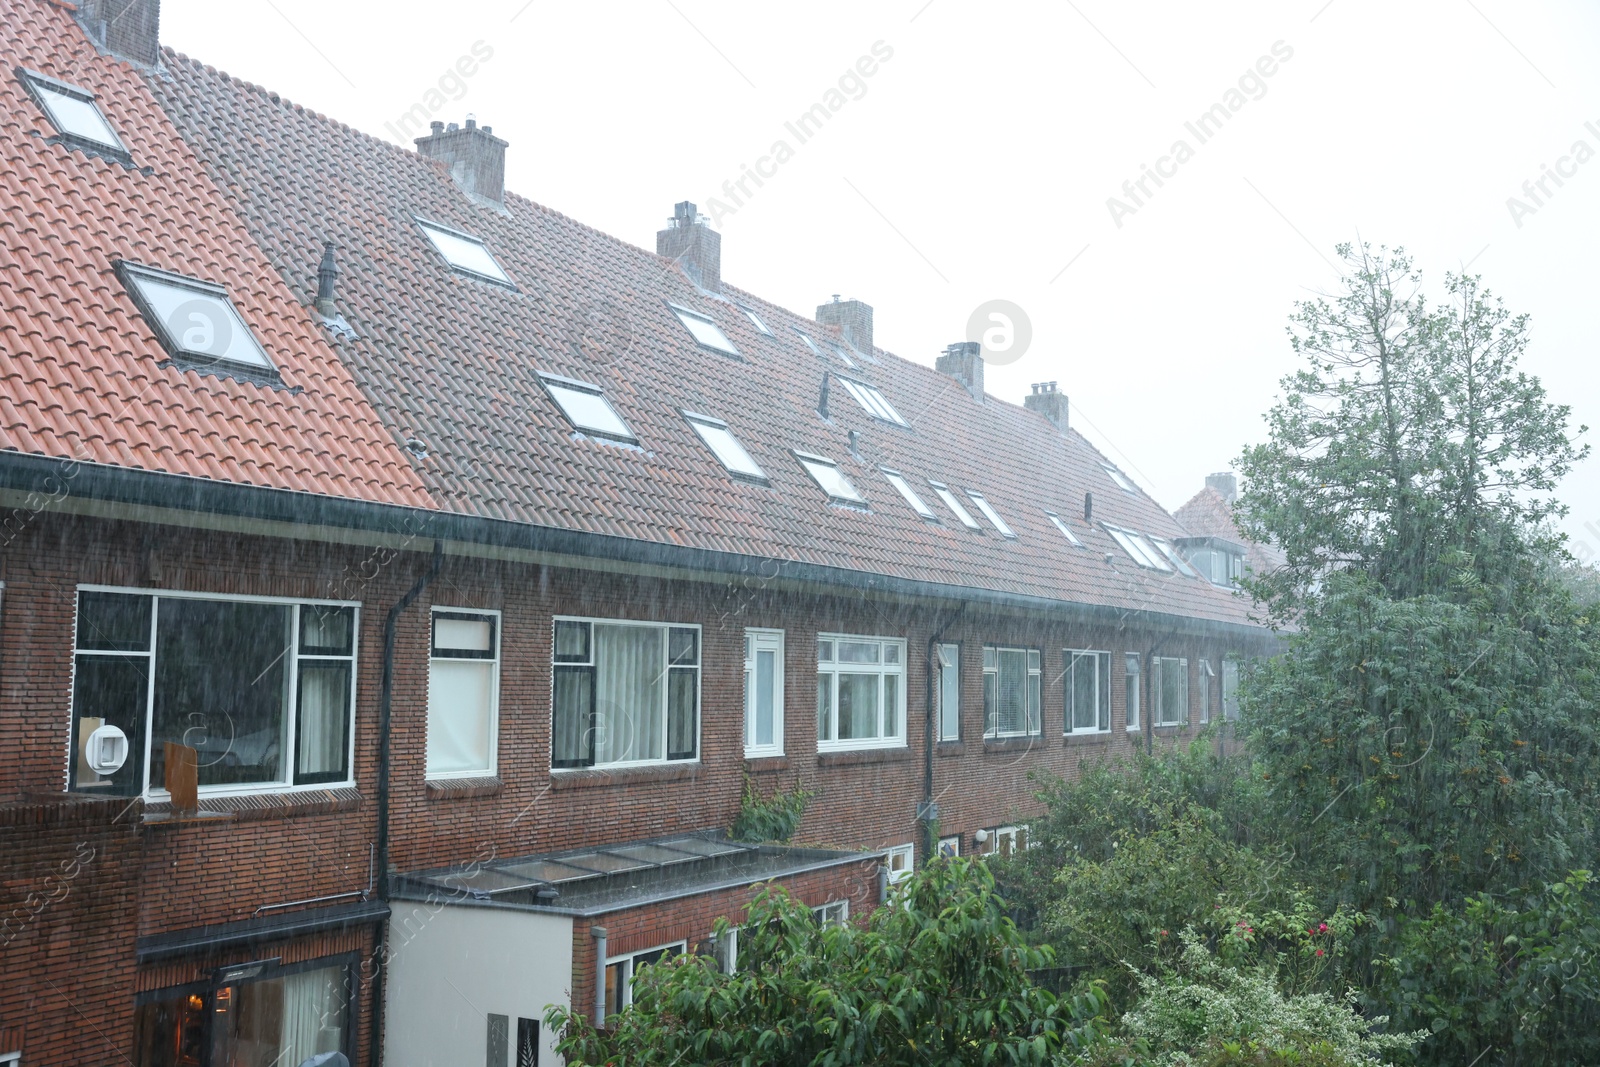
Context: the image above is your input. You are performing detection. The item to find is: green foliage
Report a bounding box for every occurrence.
[548,858,1108,1066]
[729,774,813,844]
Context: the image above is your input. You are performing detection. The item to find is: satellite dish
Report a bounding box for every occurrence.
[85,724,129,775]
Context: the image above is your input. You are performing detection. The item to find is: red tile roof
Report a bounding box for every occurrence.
[0,0,434,508]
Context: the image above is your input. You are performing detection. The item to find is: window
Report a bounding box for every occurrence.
[0,1053,15,1067]
[738,305,772,334]
[669,304,739,356]
[539,373,635,442]
[117,262,275,374]
[965,490,1016,539]
[882,468,937,521]
[836,377,908,426]
[1102,463,1136,493]
[812,901,849,928]
[984,825,1029,857]
[1104,524,1172,571]
[427,609,499,779]
[69,589,356,797]
[1125,653,1142,731]
[1045,510,1083,546]
[816,634,906,751]
[829,343,858,368]
[983,645,1041,738]
[685,412,765,481]
[1223,659,1241,722]
[551,619,700,769]
[1153,656,1188,727]
[1064,650,1111,733]
[1198,659,1216,723]
[929,482,982,530]
[605,942,685,1016]
[794,328,824,357]
[135,959,350,1067]
[744,628,784,757]
[795,451,865,504]
[937,835,960,858]
[1188,545,1246,587]
[20,69,125,152]
[415,218,515,285]
[885,843,914,885]
[936,642,960,741]
[1150,537,1199,577]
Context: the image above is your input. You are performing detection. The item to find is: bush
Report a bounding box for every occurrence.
[729,774,812,843]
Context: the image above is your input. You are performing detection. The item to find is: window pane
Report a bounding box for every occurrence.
[883,674,900,739]
[817,675,832,741]
[70,654,148,793]
[674,308,739,355]
[933,485,981,529]
[799,458,863,502]
[1026,667,1040,735]
[1070,655,1097,732]
[594,624,664,764]
[667,667,697,760]
[1097,653,1112,731]
[545,382,634,439]
[817,640,834,662]
[883,643,901,665]
[555,620,590,662]
[418,222,512,282]
[938,645,959,741]
[837,641,879,664]
[689,418,765,479]
[983,669,996,735]
[35,82,123,148]
[997,648,1026,734]
[754,649,776,747]
[427,660,493,775]
[296,663,351,781]
[885,471,935,519]
[1125,653,1142,730]
[669,627,699,666]
[435,615,492,655]
[77,590,152,651]
[301,606,353,655]
[837,673,880,739]
[1223,660,1241,721]
[552,666,594,766]
[125,271,273,369]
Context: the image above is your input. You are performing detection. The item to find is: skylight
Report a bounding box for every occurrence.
[829,344,857,369]
[795,328,852,366]
[1105,524,1172,571]
[1149,536,1199,577]
[1102,463,1137,493]
[684,412,765,481]
[929,481,981,530]
[539,373,635,441]
[415,218,515,285]
[965,490,1016,538]
[738,306,772,335]
[882,468,937,521]
[837,377,908,427]
[1045,510,1083,547]
[795,451,864,504]
[117,262,274,373]
[21,70,125,152]
[670,305,739,356]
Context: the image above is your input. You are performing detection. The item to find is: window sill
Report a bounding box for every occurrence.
[744,755,789,773]
[142,787,363,825]
[816,747,913,769]
[425,776,504,800]
[934,741,965,758]
[1064,732,1114,748]
[549,763,701,790]
[982,736,1048,754]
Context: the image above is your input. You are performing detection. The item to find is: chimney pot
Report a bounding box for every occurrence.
[415,117,509,206]
[430,120,445,134]
[935,341,984,402]
[465,115,476,129]
[657,201,721,292]
[1024,379,1068,431]
[816,297,873,356]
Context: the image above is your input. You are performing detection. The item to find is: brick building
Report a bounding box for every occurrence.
[0,2,1275,1064]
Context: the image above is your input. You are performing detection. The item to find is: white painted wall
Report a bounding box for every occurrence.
[384,901,573,1066]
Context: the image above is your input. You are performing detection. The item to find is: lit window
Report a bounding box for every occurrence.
[744,628,785,757]
[796,451,865,504]
[936,642,960,741]
[929,482,981,530]
[1045,510,1083,546]
[738,305,773,334]
[1105,524,1172,571]
[885,843,914,885]
[539,373,635,441]
[817,634,906,751]
[1198,659,1215,723]
[812,900,849,928]
[965,490,1016,538]
[983,645,1041,738]
[1102,463,1137,493]
[605,942,685,1016]
[117,262,275,373]
[882,468,937,521]
[836,377,908,426]
[1152,656,1188,726]
[135,961,350,1066]
[937,835,960,858]
[685,412,765,481]
[21,69,125,151]
[1150,537,1199,577]
[427,609,500,778]
[552,618,699,769]
[670,304,739,356]
[1125,653,1141,731]
[1065,649,1111,733]
[415,218,514,285]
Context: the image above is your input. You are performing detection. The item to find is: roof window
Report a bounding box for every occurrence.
[882,468,937,521]
[415,218,515,286]
[836,377,908,427]
[670,305,739,356]
[117,262,275,375]
[684,412,765,481]
[1102,463,1137,493]
[929,481,981,530]
[1149,536,1199,577]
[539,373,635,441]
[21,70,125,152]
[1104,524,1172,571]
[1045,510,1083,546]
[965,490,1016,538]
[738,306,772,335]
[795,451,864,504]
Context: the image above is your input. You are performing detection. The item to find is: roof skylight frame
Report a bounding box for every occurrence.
[828,343,857,369]
[683,410,767,484]
[1149,535,1200,578]
[1045,510,1084,547]
[1101,462,1137,493]
[965,489,1017,539]
[413,216,517,288]
[114,260,279,381]
[1104,523,1173,572]
[794,450,866,505]
[668,303,741,358]
[538,371,636,442]
[17,68,128,155]
[881,467,938,522]
[836,376,909,428]
[737,305,773,335]
[929,480,982,530]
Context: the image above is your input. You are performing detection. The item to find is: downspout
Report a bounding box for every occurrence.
[369,540,444,1067]
[922,602,968,861]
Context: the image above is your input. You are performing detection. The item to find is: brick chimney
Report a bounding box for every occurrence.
[1206,472,1238,503]
[936,341,984,402]
[1024,381,1068,432]
[656,201,721,293]
[75,0,161,67]
[415,117,508,206]
[816,295,873,355]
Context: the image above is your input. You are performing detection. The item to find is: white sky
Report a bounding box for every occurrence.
[162,0,1600,555]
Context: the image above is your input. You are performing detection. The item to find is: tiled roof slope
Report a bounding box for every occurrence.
[149,48,1257,629]
[0,1,434,507]
[1176,486,1287,578]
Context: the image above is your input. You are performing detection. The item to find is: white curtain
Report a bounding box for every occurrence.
[595,625,663,763]
[426,660,492,775]
[297,665,349,777]
[279,965,346,1066]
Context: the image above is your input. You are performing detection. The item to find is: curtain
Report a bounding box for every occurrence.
[297,664,350,779]
[595,625,663,763]
[279,965,347,1067]
[426,660,491,774]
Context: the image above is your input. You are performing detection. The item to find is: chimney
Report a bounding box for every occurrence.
[1024,381,1068,432]
[936,341,984,402]
[816,295,873,355]
[1206,472,1238,503]
[75,0,161,67]
[656,201,721,293]
[415,116,508,206]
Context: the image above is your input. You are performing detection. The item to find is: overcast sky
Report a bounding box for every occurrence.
[162,0,1600,555]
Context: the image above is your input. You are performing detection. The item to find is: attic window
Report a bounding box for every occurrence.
[1101,463,1137,493]
[1045,510,1083,546]
[415,218,515,286]
[965,490,1016,539]
[738,306,773,335]
[1104,524,1172,571]
[795,451,864,504]
[20,69,125,152]
[829,344,857,369]
[116,262,275,375]
[836,378,908,427]
[1149,536,1199,577]
[882,468,937,521]
[670,305,739,356]
[539,373,635,441]
[929,481,981,530]
[795,328,853,366]
[684,412,766,482]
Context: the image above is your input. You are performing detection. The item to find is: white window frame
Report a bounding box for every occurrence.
[937,835,960,858]
[929,481,981,530]
[414,217,515,286]
[425,607,501,780]
[795,451,866,504]
[936,641,960,742]
[1102,463,1137,493]
[68,585,359,799]
[684,411,766,482]
[965,490,1016,539]
[20,68,125,152]
[1152,656,1189,727]
[669,303,740,356]
[816,633,907,752]
[737,305,772,335]
[1199,659,1215,723]
[885,843,914,885]
[116,261,276,374]
[882,468,937,522]
[983,645,1042,739]
[1045,510,1083,547]
[1125,652,1142,731]
[836,377,907,426]
[812,900,849,928]
[1064,649,1112,734]
[743,628,785,758]
[550,617,701,770]
[539,372,636,442]
[985,824,1029,857]
[605,940,687,1012]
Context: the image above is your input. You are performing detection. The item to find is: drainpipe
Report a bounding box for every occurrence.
[369,540,444,1067]
[922,603,967,861]
[591,926,609,1026]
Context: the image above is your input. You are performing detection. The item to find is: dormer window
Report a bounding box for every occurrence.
[116,262,276,377]
[836,377,908,427]
[795,451,864,504]
[539,373,635,441]
[415,218,515,286]
[669,305,739,356]
[965,490,1016,539]
[929,481,981,530]
[683,412,765,482]
[1175,536,1247,587]
[20,69,126,153]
